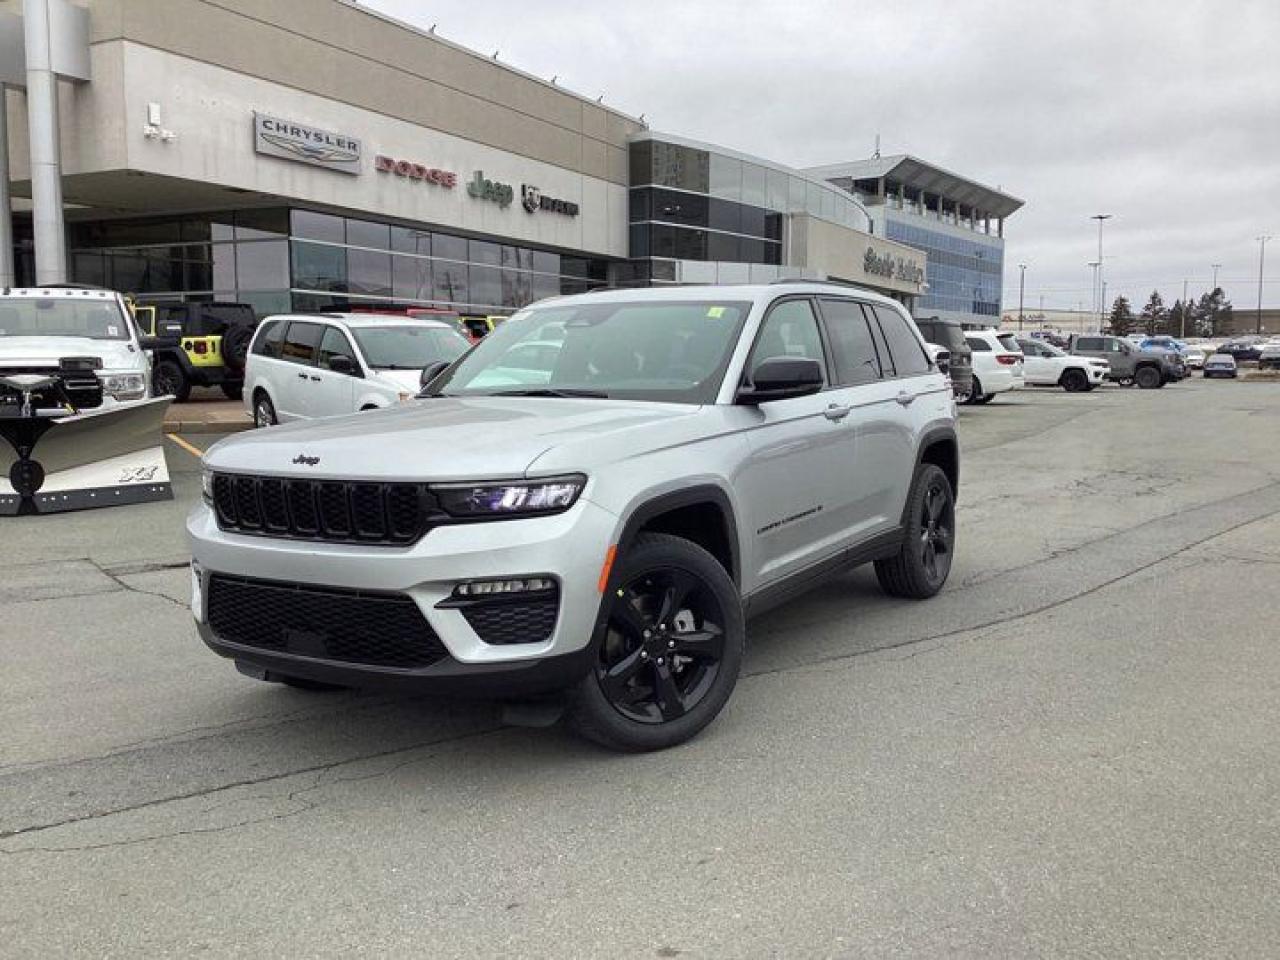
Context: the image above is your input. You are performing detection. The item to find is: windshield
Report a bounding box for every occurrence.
[1038,341,1067,357]
[0,297,130,341]
[351,325,470,369]
[429,299,752,404]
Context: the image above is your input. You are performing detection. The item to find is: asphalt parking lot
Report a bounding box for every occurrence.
[4,380,1280,958]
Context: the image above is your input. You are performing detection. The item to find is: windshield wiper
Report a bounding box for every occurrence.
[489,387,609,398]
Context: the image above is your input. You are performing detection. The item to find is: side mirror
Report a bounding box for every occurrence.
[418,359,451,391]
[737,357,824,405]
[138,335,161,351]
[328,354,359,376]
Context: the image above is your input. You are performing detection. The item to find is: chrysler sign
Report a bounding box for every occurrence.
[254,114,361,174]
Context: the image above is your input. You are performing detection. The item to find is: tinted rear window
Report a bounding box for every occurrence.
[870,305,930,376]
[1075,337,1103,351]
[997,334,1022,353]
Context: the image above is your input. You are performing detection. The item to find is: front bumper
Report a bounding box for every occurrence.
[187,496,621,691]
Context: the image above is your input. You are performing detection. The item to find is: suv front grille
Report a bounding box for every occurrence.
[207,574,448,669]
[212,474,433,545]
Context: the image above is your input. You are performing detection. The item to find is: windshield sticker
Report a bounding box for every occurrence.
[706,306,726,318]
[107,325,119,336]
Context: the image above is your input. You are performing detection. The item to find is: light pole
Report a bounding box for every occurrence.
[1091,213,1112,328]
[1017,263,1027,330]
[1211,263,1222,293]
[1258,236,1272,335]
[1181,278,1189,338]
[1089,261,1100,325]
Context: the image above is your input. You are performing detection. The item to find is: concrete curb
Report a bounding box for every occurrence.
[163,419,253,435]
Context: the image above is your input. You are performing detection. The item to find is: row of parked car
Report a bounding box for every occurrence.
[915,318,1188,406]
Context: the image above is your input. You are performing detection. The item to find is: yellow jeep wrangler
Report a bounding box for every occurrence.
[133,302,258,402]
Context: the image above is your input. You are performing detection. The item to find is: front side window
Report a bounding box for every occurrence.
[750,299,827,381]
[351,325,470,371]
[317,327,357,371]
[431,299,751,404]
[0,297,130,341]
[281,321,323,365]
[819,298,881,385]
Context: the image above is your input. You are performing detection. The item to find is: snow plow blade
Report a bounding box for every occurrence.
[0,397,174,516]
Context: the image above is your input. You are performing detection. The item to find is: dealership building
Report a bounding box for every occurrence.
[1,0,1011,321]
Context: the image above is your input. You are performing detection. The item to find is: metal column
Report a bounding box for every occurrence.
[0,90,13,287]
[23,0,67,283]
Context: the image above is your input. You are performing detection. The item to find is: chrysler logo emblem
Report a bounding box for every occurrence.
[292,455,320,466]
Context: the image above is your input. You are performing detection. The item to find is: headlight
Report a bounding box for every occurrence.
[433,475,585,518]
[201,468,214,505]
[101,373,147,399]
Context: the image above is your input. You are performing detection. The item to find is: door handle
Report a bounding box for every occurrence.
[309,375,321,382]
[297,372,308,379]
[823,403,852,421]
[895,390,916,406]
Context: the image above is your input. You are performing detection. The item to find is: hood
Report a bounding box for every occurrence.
[368,369,422,393]
[203,396,699,482]
[0,336,141,371]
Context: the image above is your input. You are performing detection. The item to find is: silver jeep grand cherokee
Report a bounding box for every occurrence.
[189,283,959,751]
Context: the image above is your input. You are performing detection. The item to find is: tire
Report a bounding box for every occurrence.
[963,377,984,405]
[973,392,995,404]
[253,391,277,428]
[567,532,744,752]
[1060,368,1089,392]
[220,382,244,401]
[875,463,956,600]
[1135,365,1162,389]
[153,358,191,402]
[221,325,254,372]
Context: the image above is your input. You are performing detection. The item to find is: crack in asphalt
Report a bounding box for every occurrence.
[0,727,499,847]
[743,497,1280,681]
[86,558,188,610]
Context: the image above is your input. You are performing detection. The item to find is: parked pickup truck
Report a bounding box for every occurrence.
[1068,334,1184,389]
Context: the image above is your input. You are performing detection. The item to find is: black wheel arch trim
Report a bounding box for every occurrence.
[589,484,742,656]
[912,425,961,512]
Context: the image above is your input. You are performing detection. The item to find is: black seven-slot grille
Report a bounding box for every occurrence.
[207,574,448,669]
[212,473,432,544]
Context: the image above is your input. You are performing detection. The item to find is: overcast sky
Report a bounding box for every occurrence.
[367,0,1280,314]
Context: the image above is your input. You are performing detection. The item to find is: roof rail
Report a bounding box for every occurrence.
[23,282,115,292]
[767,277,870,290]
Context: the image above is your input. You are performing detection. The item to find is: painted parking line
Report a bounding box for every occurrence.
[166,433,206,459]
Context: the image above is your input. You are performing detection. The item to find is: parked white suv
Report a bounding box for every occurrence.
[1015,337,1107,391]
[963,329,1024,404]
[244,313,471,426]
[191,283,959,751]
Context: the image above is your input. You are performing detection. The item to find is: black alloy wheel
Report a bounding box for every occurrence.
[153,359,191,402]
[598,567,726,724]
[876,464,956,599]
[569,533,744,751]
[1061,368,1088,392]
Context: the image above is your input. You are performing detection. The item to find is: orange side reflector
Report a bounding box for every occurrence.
[597,544,618,593]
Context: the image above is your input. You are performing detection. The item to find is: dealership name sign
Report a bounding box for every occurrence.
[864,246,925,285]
[253,114,361,174]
